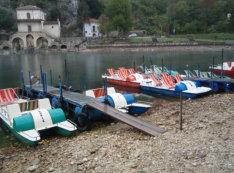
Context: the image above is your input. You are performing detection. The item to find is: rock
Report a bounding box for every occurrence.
[31,158,40,166]
[28,165,39,172]
[48,167,54,172]
[90,148,99,154]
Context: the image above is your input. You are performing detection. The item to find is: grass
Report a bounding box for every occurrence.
[172,33,234,40]
[157,37,189,42]
[194,39,226,43]
[130,37,152,43]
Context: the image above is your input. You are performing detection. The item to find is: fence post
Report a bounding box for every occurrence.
[180,91,183,131]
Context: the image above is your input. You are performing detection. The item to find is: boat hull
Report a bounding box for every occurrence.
[1,120,38,147]
[103,78,140,89]
[128,104,151,115]
[140,85,209,99]
[212,69,234,79]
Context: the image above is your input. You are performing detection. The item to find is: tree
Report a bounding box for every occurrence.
[86,0,104,19]
[0,9,14,30]
[105,0,132,36]
[77,0,90,29]
[49,8,60,20]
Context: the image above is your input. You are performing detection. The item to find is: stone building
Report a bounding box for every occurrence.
[9,5,61,50]
[83,18,101,38]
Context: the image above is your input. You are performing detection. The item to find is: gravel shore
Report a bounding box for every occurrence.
[0,93,233,173]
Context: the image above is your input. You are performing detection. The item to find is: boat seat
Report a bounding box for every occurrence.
[107,87,116,94]
[7,103,21,123]
[31,109,53,130]
[38,98,51,110]
[109,93,127,108]
[85,90,95,98]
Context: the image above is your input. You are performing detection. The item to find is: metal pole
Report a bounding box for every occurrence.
[150,58,153,66]
[21,71,25,87]
[50,69,53,86]
[104,77,108,102]
[198,63,200,78]
[44,73,47,93]
[221,48,224,78]
[59,75,63,98]
[162,58,164,72]
[29,71,32,90]
[67,72,70,90]
[180,91,183,131]
[169,64,172,75]
[40,64,43,84]
[83,74,86,92]
[187,64,190,79]
[65,59,68,88]
[212,56,214,78]
[179,64,181,75]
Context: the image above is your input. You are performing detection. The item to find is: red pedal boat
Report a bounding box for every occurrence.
[211,62,234,79]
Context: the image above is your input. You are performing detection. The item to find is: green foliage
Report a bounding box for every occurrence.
[10,0,48,8]
[77,0,90,29]
[105,0,133,35]
[86,0,104,19]
[48,8,60,20]
[0,9,14,30]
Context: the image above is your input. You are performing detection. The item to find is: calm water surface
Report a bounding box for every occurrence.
[0,50,233,89]
[0,49,233,150]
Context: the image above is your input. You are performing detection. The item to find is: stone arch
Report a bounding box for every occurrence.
[36,37,48,48]
[26,34,34,48]
[61,45,67,49]
[2,46,10,50]
[12,37,24,50]
[51,45,57,49]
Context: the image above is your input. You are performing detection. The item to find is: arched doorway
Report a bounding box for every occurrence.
[12,37,24,50]
[26,34,34,48]
[51,45,57,49]
[36,37,48,48]
[61,45,67,49]
[2,46,10,50]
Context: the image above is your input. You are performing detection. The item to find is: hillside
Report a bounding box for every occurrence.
[0,0,234,40]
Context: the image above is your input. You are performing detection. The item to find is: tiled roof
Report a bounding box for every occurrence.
[43,21,59,25]
[16,5,41,10]
[88,18,99,23]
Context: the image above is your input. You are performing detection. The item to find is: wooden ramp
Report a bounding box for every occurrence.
[87,101,166,136]
[27,84,166,136]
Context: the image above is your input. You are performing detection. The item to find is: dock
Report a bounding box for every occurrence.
[25,84,166,136]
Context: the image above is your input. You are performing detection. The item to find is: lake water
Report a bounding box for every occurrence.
[0,49,233,150]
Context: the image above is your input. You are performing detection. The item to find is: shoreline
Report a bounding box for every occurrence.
[0,45,234,55]
[0,93,233,172]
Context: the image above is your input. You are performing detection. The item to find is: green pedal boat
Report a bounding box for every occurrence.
[0,95,77,146]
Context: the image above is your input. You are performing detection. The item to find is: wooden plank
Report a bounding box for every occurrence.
[87,101,166,136]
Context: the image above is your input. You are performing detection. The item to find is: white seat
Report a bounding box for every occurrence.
[38,98,51,110]
[31,109,53,130]
[85,90,95,98]
[7,104,21,123]
[108,93,127,108]
[107,87,116,94]
[57,121,77,131]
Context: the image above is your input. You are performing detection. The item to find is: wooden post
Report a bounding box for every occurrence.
[221,48,224,78]
[180,91,183,130]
